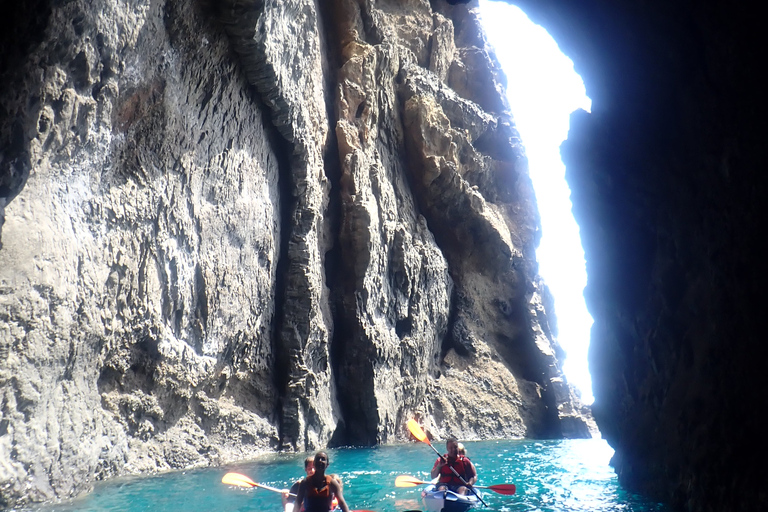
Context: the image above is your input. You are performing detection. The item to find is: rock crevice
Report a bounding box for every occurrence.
[0,0,590,507]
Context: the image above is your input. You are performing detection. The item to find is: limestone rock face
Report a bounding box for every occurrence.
[0,0,589,507]
[213,0,339,453]
[0,0,281,505]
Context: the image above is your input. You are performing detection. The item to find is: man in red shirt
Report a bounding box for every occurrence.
[430,437,477,495]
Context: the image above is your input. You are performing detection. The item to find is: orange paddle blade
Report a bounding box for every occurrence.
[395,475,428,487]
[406,419,430,444]
[222,472,257,488]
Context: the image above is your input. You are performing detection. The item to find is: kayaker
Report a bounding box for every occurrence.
[294,451,350,512]
[283,456,315,511]
[457,443,478,481]
[430,437,477,495]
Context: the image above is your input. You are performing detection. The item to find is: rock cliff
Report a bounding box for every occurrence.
[505,0,767,510]
[0,0,589,507]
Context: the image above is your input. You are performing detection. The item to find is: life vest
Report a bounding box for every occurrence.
[303,475,334,512]
[437,455,471,486]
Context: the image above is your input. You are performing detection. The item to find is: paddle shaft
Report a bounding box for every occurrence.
[256,482,288,493]
[222,473,295,495]
[427,441,488,507]
[396,475,515,496]
[237,481,296,496]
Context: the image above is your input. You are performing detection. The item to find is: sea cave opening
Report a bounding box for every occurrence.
[478,0,595,404]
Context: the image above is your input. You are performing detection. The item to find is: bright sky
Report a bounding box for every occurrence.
[478,1,595,403]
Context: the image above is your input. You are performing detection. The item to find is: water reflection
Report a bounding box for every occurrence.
[24,439,667,512]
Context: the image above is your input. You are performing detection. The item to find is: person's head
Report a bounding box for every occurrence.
[313,451,329,474]
[457,443,466,456]
[446,437,459,457]
[304,456,315,476]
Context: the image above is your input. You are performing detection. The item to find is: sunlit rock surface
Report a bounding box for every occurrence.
[0,0,589,507]
[0,0,283,506]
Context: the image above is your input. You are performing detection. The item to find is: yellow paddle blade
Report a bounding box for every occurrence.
[395,475,426,487]
[407,419,429,444]
[222,472,257,488]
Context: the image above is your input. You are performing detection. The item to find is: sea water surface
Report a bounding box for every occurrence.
[22,439,668,512]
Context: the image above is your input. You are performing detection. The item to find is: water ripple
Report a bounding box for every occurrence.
[22,439,668,512]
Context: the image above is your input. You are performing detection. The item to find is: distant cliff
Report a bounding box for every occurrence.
[0,0,589,507]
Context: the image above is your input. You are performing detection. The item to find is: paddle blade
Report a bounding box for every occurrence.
[395,475,426,487]
[221,472,257,488]
[406,419,430,444]
[482,483,516,495]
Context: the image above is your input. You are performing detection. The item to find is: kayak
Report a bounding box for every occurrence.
[421,485,482,512]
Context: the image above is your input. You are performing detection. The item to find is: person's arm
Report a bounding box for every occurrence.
[430,457,444,479]
[465,459,477,485]
[330,480,349,512]
[281,489,289,507]
[283,481,300,505]
[294,479,307,511]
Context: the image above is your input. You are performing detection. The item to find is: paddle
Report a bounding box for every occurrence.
[221,472,377,512]
[395,475,516,495]
[406,420,489,507]
[222,472,288,493]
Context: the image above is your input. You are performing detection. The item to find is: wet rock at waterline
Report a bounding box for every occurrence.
[0,0,591,507]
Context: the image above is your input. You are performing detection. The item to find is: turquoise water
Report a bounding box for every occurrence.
[22,439,668,512]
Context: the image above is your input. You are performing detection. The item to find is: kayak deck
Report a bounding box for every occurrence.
[421,485,481,512]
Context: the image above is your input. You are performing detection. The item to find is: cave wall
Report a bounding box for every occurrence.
[0,0,284,505]
[0,0,590,508]
[502,0,767,510]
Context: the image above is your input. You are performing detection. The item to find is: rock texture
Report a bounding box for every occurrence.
[0,0,589,508]
[0,0,283,506]
[499,0,767,510]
